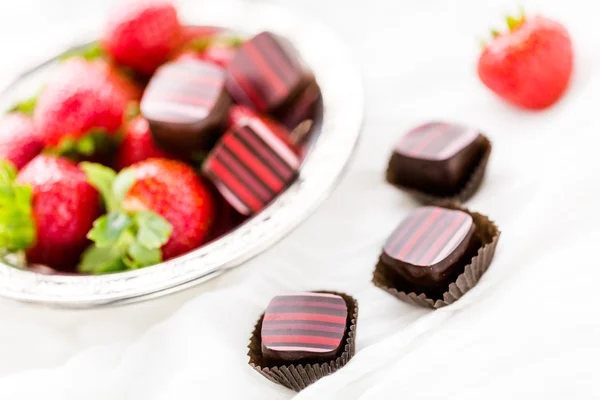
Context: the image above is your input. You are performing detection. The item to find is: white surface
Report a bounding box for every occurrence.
[0,0,599,398]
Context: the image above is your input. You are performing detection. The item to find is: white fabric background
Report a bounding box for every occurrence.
[0,0,599,398]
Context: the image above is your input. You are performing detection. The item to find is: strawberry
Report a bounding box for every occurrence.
[174,34,242,67]
[478,12,573,110]
[80,159,215,274]
[0,113,43,170]
[115,116,173,170]
[102,1,181,76]
[34,58,130,156]
[0,155,101,271]
[176,25,222,50]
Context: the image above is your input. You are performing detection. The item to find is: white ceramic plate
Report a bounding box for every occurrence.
[0,0,363,308]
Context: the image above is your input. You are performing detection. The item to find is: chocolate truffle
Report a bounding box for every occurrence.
[225,31,312,113]
[261,292,348,364]
[380,206,481,297]
[386,122,488,197]
[276,81,321,132]
[203,117,300,216]
[140,59,231,155]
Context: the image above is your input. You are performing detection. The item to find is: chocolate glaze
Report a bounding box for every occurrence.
[225,31,313,113]
[379,206,481,297]
[386,122,487,196]
[261,292,349,365]
[141,59,232,155]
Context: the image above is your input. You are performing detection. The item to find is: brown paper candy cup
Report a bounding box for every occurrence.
[372,202,500,309]
[248,291,358,392]
[388,135,492,205]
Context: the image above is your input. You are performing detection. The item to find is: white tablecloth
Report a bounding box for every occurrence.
[0,0,599,398]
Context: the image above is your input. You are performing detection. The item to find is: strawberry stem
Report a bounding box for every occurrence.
[79,163,172,274]
[0,160,36,253]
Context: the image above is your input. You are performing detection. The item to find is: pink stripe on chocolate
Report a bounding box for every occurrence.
[276,292,341,298]
[263,313,346,324]
[249,119,299,169]
[269,301,348,310]
[261,292,348,355]
[395,122,479,161]
[254,32,297,85]
[383,206,474,267]
[266,346,332,353]
[394,208,443,259]
[261,323,345,333]
[244,41,289,98]
[262,335,340,346]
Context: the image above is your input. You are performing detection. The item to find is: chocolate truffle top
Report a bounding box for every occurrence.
[383,206,474,267]
[203,117,300,215]
[261,292,348,354]
[141,59,226,124]
[395,122,480,161]
[226,31,310,112]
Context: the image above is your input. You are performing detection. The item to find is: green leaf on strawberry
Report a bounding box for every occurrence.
[0,160,36,253]
[79,162,172,274]
[50,129,119,161]
[60,42,105,62]
[10,95,39,116]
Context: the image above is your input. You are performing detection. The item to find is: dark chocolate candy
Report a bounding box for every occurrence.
[261,292,348,364]
[380,206,481,297]
[225,31,312,113]
[276,81,321,132]
[140,59,231,155]
[203,116,300,216]
[386,122,487,196]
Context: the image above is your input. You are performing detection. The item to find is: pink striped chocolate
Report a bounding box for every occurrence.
[203,117,299,216]
[141,59,232,154]
[225,31,312,113]
[261,293,348,361]
[384,206,474,267]
[395,122,479,161]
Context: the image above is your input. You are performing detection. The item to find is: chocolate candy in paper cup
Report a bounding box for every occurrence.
[373,202,500,308]
[248,291,358,392]
[386,122,492,204]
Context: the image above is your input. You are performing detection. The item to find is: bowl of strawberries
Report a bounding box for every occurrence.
[0,0,362,307]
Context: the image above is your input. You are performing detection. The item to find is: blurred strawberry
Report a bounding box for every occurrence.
[115,115,173,169]
[79,159,215,274]
[478,12,573,110]
[0,113,43,170]
[174,34,242,67]
[177,25,222,49]
[102,1,182,76]
[0,155,101,271]
[34,58,130,157]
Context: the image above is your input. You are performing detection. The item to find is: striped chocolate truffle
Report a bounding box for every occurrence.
[395,122,480,161]
[387,122,487,196]
[225,31,312,113]
[261,292,348,363]
[383,206,474,267]
[203,117,299,216]
[141,59,231,154]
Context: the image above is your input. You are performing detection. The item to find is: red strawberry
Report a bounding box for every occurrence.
[200,41,240,67]
[478,13,573,110]
[102,1,181,76]
[0,113,43,170]
[174,34,242,67]
[115,116,173,170]
[176,25,222,50]
[0,155,101,271]
[34,58,129,154]
[80,159,215,273]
